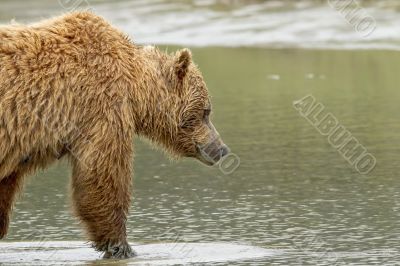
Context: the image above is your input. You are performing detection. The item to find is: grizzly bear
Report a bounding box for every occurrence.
[0,12,230,259]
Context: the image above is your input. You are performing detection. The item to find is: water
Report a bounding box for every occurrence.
[2,0,400,49]
[1,1,400,265]
[0,241,278,265]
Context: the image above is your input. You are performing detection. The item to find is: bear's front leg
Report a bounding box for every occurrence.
[70,133,135,259]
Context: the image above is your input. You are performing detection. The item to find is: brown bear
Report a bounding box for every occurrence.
[0,12,230,259]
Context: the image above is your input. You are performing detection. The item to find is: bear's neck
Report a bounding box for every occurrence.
[126,46,176,143]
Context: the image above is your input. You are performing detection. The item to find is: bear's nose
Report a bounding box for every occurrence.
[220,145,230,158]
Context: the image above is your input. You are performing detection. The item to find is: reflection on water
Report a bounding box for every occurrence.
[5,47,400,265]
[0,241,278,265]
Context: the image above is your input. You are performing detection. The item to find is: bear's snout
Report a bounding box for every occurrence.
[196,139,230,166]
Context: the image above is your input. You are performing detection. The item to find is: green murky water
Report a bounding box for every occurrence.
[5,47,400,265]
[1,0,400,265]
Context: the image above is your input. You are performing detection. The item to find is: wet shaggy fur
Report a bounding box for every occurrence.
[0,12,218,258]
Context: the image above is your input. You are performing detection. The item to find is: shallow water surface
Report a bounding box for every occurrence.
[1,1,400,265]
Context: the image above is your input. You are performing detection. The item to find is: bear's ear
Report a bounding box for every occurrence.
[174,48,192,80]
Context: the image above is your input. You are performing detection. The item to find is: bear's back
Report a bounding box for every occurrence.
[0,12,140,178]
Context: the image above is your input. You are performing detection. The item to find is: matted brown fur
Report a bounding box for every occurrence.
[0,11,228,258]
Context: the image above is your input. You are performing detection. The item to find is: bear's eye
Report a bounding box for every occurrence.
[203,109,211,119]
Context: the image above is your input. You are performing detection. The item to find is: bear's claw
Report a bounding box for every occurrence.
[102,241,136,259]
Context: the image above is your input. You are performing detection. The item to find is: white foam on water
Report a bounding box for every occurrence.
[1,0,400,50]
[0,241,279,265]
[91,0,400,50]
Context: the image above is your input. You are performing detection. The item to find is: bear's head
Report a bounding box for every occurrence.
[140,47,230,166]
